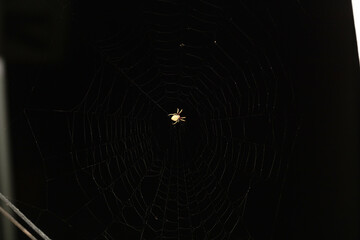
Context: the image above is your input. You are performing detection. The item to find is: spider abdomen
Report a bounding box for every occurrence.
[171,115,180,121]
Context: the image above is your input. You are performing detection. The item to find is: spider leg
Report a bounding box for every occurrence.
[177,108,179,114]
[178,109,183,114]
[180,118,186,122]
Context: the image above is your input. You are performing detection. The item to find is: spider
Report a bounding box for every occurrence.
[168,108,186,125]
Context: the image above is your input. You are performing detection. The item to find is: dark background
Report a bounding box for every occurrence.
[1,0,359,239]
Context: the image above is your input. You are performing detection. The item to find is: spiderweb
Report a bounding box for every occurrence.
[18,0,297,239]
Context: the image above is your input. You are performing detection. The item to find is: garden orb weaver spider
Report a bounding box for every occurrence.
[168,108,186,125]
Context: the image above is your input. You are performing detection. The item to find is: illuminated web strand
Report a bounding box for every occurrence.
[120,69,169,115]
[0,193,51,240]
[99,50,169,115]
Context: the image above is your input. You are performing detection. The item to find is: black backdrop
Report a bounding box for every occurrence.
[3,0,359,239]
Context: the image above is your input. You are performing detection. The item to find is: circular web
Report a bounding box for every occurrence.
[20,0,296,239]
